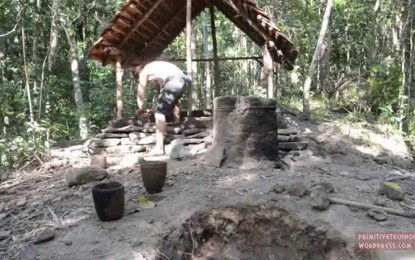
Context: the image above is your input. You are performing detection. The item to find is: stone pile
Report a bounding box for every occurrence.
[277,128,308,154]
[86,121,212,168]
[84,107,308,168]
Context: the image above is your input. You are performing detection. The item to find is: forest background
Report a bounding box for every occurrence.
[0,0,414,168]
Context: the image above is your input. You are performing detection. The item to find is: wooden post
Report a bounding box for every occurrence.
[115,58,124,119]
[186,0,193,117]
[267,64,274,99]
[210,6,220,98]
[263,43,274,99]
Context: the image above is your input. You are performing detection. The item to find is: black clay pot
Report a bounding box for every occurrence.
[92,182,125,221]
[140,160,167,194]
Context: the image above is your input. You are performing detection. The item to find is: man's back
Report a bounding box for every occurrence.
[141,61,184,83]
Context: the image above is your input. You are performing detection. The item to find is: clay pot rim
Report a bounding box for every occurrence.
[140,159,167,165]
[93,181,124,192]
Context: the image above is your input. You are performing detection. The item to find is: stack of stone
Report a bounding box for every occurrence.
[277,128,308,156]
[86,123,212,168]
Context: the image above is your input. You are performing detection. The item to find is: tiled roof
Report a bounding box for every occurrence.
[88,0,298,70]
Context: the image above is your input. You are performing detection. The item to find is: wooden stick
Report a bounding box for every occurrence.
[329,197,415,218]
[161,56,262,62]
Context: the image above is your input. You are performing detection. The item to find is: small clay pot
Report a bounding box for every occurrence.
[140,160,167,194]
[92,182,125,221]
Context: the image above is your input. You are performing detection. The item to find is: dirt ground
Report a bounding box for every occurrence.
[1,113,415,260]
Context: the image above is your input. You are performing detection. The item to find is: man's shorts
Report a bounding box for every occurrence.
[156,74,191,117]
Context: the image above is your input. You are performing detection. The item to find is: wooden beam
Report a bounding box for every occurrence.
[119,0,164,47]
[210,6,220,98]
[139,5,187,55]
[186,0,193,117]
[115,58,124,119]
[162,56,262,62]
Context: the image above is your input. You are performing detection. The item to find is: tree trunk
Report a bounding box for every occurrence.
[21,15,35,144]
[302,0,333,118]
[64,28,88,140]
[400,0,414,132]
[48,0,59,70]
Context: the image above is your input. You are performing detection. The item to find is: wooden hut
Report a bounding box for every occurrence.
[88,0,298,118]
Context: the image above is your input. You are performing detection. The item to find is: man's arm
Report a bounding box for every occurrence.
[137,69,149,110]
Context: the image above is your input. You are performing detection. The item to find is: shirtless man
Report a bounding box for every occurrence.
[135,61,191,156]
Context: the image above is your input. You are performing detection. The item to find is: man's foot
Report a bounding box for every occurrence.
[145,148,165,157]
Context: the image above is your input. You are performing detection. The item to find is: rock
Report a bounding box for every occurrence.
[0,213,6,220]
[278,129,298,135]
[186,132,209,139]
[90,154,107,169]
[181,138,204,145]
[0,203,4,213]
[106,145,146,154]
[130,239,143,248]
[287,182,308,197]
[106,156,124,165]
[52,196,62,203]
[102,125,142,133]
[183,128,201,136]
[121,138,137,145]
[277,135,290,142]
[65,166,108,187]
[374,156,393,166]
[270,196,279,202]
[392,178,415,195]
[278,142,308,151]
[129,132,150,139]
[44,160,69,170]
[16,197,27,207]
[392,157,413,169]
[96,133,128,139]
[91,138,121,148]
[290,135,301,142]
[170,143,190,160]
[189,143,207,155]
[313,182,335,193]
[33,228,55,244]
[379,182,405,201]
[0,231,10,240]
[166,126,182,135]
[120,154,143,167]
[280,157,294,169]
[368,209,388,221]
[310,186,330,210]
[182,117,207,130]
[203,136,213,145]
[203,145,226,167]
[197,148,207,155]
[138,136,157,145]
[272,184,285,194]
[373,198,387,207]
[142,124,156,133]
[63,240,73,246]
[0,174,8,182]
[166,180,174,187]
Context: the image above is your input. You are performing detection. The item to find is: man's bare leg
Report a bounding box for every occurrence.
[173,104,181,124]
[145,112,165,156]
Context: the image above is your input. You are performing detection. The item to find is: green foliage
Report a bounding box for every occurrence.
[368,58,402,115]
[369,59,401,109]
